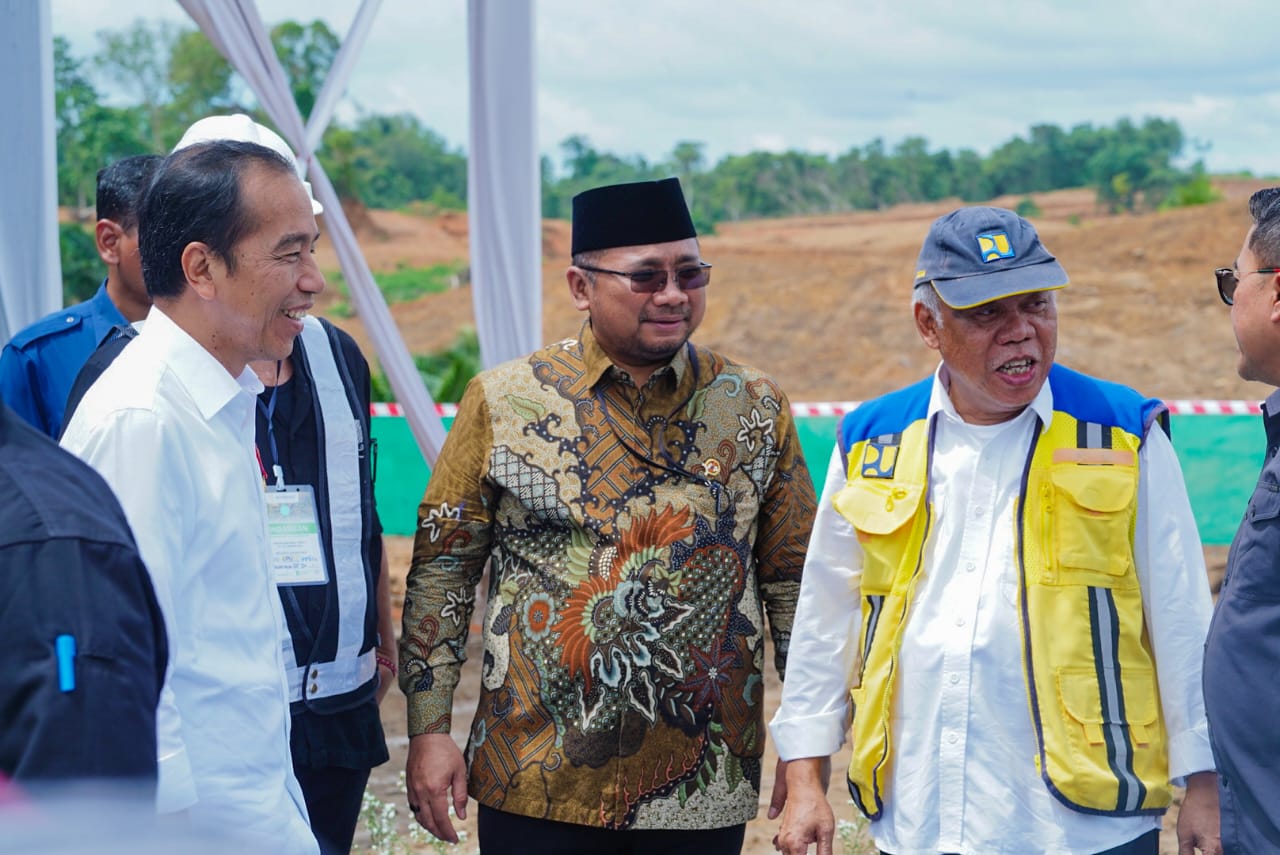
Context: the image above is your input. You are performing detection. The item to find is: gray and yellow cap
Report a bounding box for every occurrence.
[913,206,1067,308]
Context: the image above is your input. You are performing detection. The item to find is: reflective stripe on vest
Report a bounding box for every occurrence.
[288,647,377,702]
[282,317,372,702]
[837,378,1170,819]
[1018,413,1169,814]
[833,421,934,820]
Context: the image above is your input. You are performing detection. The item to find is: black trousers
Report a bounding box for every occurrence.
[477,805,747,855]
[293,764,372,855]
[880,827,1160,855]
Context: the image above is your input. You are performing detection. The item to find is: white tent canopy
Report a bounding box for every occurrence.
[0,0,540,465]
[0,1,61,346]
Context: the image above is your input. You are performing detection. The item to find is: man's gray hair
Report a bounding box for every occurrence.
[912,282,945,328]
[1248,188,1280,267]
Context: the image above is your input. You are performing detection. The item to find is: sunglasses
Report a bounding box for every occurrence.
[578,262,712,294]
[1215,267,1280,306]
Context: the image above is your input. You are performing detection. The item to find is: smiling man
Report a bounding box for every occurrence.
[401,177,816,854]
[61,139,323,855]
[771,207,1221,855]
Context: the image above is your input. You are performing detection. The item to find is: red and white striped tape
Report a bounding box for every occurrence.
[369,402,457,418]
[369,400,1263,418]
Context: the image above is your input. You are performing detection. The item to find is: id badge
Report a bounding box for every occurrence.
[264,484,329,586]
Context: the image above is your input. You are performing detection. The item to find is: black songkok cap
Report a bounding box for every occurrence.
[570,177,697,256]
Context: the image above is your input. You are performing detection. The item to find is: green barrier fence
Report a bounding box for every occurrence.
[372,414,1262,545]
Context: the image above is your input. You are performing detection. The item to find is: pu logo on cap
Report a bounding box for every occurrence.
[977,231,1015,262]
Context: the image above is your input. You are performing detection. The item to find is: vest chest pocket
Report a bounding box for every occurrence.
[1048,464,1137,584]
[833,479,925,595]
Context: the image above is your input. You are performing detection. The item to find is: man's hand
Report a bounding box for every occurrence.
[768,757,789,819]
[773,756,834,855]
[405,732,469,843]
[1177,771,1222,855]
[375,657,394,704]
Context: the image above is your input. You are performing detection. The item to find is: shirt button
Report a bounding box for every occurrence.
[947,732,959,745]
[309,683,319,694]
[311,669,319,679]
[965,562,976,572]
[955,616,966,627]
[974,507,984,517]
[949,673,961,685]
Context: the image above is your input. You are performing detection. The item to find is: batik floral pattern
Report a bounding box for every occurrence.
[401,328,816,829]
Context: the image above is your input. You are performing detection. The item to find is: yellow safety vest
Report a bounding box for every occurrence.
[833,368,1170,819]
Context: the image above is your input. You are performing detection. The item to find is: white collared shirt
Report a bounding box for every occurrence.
[62,307,317,855]
[770,366,1215,855]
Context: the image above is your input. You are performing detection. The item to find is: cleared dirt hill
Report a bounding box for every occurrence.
[317,179,1276,408]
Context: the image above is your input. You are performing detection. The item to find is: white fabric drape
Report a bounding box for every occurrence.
[467,0,541,368]
[0,0,60,347]
[178,0,448,462]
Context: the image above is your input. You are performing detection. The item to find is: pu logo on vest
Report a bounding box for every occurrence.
[861,439,899,479]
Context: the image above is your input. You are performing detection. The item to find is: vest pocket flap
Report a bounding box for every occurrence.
[833,480,924,535]
[1058,666,1158,730]
[1050,464,1137,514]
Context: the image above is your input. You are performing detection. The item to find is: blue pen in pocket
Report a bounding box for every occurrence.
[55,634,76,692]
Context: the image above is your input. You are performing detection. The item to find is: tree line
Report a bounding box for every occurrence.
[58,19,1221,234]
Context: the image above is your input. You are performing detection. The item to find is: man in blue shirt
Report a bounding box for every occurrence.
[0,154,160,437]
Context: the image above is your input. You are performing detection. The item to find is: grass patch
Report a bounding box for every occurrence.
[325,262,468,317]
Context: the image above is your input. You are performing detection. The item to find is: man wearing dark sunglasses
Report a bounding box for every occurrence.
[400,177,817,854]
[1203,186,1280,853]
[772,206,1220,855]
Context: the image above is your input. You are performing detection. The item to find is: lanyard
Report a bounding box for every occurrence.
[256,361,285,489]
[593,348,725,515]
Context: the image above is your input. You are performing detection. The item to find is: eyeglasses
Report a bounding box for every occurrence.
[1215,267,1280,305]
[577,262,712,294]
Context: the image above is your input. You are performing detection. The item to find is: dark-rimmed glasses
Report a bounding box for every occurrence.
[1215,267,1280,305]
[577,262,712,294]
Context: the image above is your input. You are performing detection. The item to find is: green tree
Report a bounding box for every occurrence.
[414,328,481,403]
[54,37,150,211]
[94,20,179,151]
[271,20,341,119]
[60,223,101,304]
[166,29,243,136]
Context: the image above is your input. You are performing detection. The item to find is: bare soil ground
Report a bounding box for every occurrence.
[340,184,1253,853]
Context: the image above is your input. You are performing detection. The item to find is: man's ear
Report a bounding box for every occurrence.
[95,219,123,266]
[567,267,592,312]
[1268,271,1280,324]
[180,242,221,302]
[914,300,942,351]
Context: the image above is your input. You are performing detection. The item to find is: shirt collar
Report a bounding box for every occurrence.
[1263,389,1280,447]
[577,322,691,392]
[88,280,129,337]
[140,306,264,420]
[927,361,1054,430]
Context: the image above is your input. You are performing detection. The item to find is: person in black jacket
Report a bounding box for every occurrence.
[0,402,167,789]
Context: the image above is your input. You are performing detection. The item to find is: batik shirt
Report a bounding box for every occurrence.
[402,326,816,830]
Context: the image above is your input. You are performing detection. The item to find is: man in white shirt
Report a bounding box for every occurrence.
[61,139,324,855]
[770,207,1220,855]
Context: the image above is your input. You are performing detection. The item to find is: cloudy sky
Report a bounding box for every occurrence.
[51,0,1280,177]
